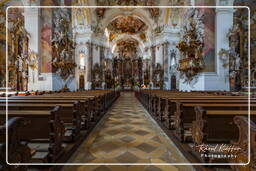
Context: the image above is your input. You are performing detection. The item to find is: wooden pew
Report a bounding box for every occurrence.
[0,117,31,170]
[4,96,101,121]
[174,103,255,142]
[138,89,252,128]
[0,90,119,166]
[191,106,256,163]
[229,116,256,171]
[161,98,254,130]
[1,90,119,129]
[0,106,64,163]
[0,102,81,142]
[135,89,255,168]
[0,99,90,130]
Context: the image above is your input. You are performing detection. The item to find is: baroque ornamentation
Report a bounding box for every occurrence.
[152,63,164,89]
[27,50,38,70]
[108,16,147,34]
[7,11,30,90]
[0,7,6,87]
[116,38,139,58]
[96,0,160,20]
[176,9,204,83]
[52,9,76,81]
[92,63,103,89]
[218,21,240,70]
[227,0,256,88]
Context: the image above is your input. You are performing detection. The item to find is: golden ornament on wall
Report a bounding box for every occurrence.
[176,9,204,83]
[109,32,116,42]
[140,33,146,41]
[28,50,38,70]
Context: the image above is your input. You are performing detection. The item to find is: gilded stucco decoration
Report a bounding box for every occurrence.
[52,9,76,81]
[108,16,147,34]
[7,10,30,90]
[176,9,204,83]
[95,0,160,20]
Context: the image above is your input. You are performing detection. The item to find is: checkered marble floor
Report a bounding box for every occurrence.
[62,92,194,171]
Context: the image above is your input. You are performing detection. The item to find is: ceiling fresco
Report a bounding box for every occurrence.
[96,0,160,19]
[108,16,148,34]
[96,0,157,6]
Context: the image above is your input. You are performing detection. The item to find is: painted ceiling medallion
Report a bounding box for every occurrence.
[108,16,147,34]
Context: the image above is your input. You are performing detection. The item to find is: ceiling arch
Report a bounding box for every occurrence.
[111,34,145,55]
[112,37,143,58]
[107,15,148,34]
[99,8,156,32]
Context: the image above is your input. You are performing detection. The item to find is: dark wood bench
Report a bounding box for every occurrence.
[161,98,254,130]
[191,106,256,163]
[0,99,91,130]
[0,117,31,170]
[0,106,64,163]
[0,102,81,142]
[229,116,256,171]
[174,103,255,142]
[4,96,102,122]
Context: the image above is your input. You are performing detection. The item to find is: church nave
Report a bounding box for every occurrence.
[62,92,194,171]
[1,0,255,170]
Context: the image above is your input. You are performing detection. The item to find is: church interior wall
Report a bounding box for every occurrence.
[0,0,252,92]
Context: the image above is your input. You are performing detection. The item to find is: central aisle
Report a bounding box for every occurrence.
[62,92,194,171]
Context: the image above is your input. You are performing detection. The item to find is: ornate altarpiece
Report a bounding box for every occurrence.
[152,63,164,89]
[7,10,30,91]
[52,8,76,90]
[221,0,256,90]
[113,57,143,89]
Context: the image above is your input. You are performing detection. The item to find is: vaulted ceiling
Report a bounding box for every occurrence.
[107,16,148,34]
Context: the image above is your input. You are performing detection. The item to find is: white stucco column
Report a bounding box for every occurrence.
[24,7,40,91]
[212,0,234,90]
[162,26,180,90]
[74,25,93,90]
[74,42,87,90]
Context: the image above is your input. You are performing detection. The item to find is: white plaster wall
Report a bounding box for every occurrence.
[179,74,205,91]
[52,74,76,91]
[37,73,53,90]
[24,8,40,91]
[179,73,229,91]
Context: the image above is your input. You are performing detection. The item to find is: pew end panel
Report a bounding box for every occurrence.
[0,117,32,170]
[230,116,256,171]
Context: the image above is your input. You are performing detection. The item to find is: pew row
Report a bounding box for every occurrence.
[191,106,256,163]
[135,89,254,171]
[0,117,31,170]
[0,106,64,163]
[0,90,120,167]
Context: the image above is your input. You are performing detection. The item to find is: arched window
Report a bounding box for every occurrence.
[79,53,85,70]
